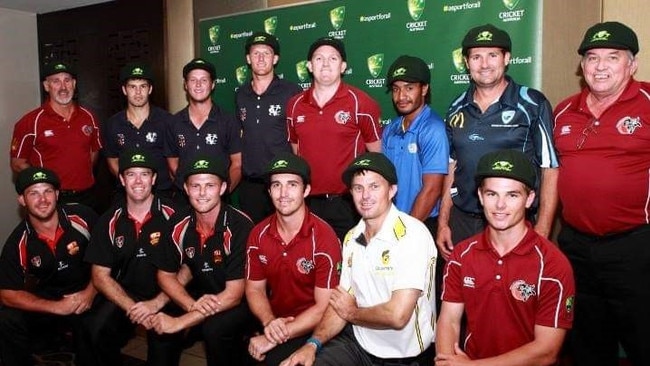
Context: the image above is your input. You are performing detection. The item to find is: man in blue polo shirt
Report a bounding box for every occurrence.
[437,24,559,261]
[382,55,448,236]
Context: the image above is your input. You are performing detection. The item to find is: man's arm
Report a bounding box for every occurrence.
[291,143,298,155]
[435,324,566,366]
[228,152,242,192]
[533,167,558,239]
[365,140,381,153]
[157,267,194,311]
[410,173,445,221]
[246,279,275,326]
[0,288,88,315]
[436,160,457,260]
[106,157,119,177]
[435,301,465,356]
[10,157,30,173]
[90,150,99,167]
[167,157,179,182]
[191,279,245,316]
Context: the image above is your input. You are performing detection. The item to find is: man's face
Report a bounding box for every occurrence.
[184,173,226,214]
[268,173,310,217]
[391,81,428,118]
[18,183,59,222]
[119,167,156,203]
[350,170,396,223]
[184,69,214,103]
[307,45,346,87]
[122,79,152,108]
[246,44,278,78]
[43,72,76,106]
[465,47,510,89]
[478,177,535,233]
[581,48,637,99]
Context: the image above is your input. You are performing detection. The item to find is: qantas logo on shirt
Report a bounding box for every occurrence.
[463,276,475,288]
[510,280,537,302]
[615,116,642,135]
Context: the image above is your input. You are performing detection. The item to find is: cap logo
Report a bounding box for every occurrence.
[194,60,206,65]
[476,31,494,42]
[272,159,289,169]
[131,67,144,76]
[130,154,146,163]
[54,63,67,71]
[33,171,48,181]
[491,160,514,172]
[590,30,611,43]
[392,67,407,78]
[254,35,267,43]
[193,160,210,169]
[354,159,372,167]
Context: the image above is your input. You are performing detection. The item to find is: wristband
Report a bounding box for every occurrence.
[305,337,323,353]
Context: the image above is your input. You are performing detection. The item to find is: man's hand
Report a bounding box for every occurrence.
[436,225,455,260]
[264,316,295,344]
[248,334,276,361]
[435,342,472,366]
[190,294,221,316]
[279,343,317,366]
[329,287,357,322]
[56,294,83,315]
[128,299,162,328]
[150,312,183,334]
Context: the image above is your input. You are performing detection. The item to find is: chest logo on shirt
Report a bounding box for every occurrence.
[501,111,515,124]
[44,130,54,137]
[31,256,42,268]
[185,247,195,259]
[408,142,418,153]
[334,110,351,125]
[146,132,158,143]
[213,249,223,264]
[136,248,146,258]
[239,107,247,122]
[565,296,575,313]
[463,276,475,288]
[615,116,642,135]
[150,232,161,246]
[347,252,353,267]
[296,257,314,274]
[66,241,80,256]
[57,261,69,271]
[297,115,306,123]
[258,255,268,265]
[177,134,186,148]
[82,125,93,137]
[116,134,126,146]
[269,104,282,117]
[201,262,213,273]
[381,250,390,266]
[115,236,125,248]
[205,134,218,145]
[448,112,465,128]
[560,125,571,136]
[510,280,537,302]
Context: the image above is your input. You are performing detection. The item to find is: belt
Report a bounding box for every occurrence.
[59,188,92,197]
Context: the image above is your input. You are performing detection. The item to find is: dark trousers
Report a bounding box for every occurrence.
[198,301,256,366]
[85,298,183,366]
[238,177,273,224]
[315,325,434,366]
[263,335,310,366]
[0,306,96,366]
[307,195,359,241]
[558,223,650,366]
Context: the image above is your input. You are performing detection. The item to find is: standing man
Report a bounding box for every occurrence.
[10,61,102,208]
[237,32,303,223]
[84,149,183,366]
[287,37,382,240]
[382,54,448,235]
[553,21,650,365]
[165,58,242,200]
[437,24,559,260]
[0,167,98,366]
[281,152,437,366]
[150,155,255,366]
[102,63,174,198]
[245,153,342,365]
[435,149,575,366]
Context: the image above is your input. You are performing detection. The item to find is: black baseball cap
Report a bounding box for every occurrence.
[342,152,398,187]
[118,149,156,174]
[182,58,216,79]
[15,167,60,194]
[307,37,347,61]
[461,24,512,56]
[475,149,536,189]
[386,55,431,85]
[265,153,311,185]
[120,62,154,84]
[578,21,639,55]
[183,155,228,182]
[245,31,280,55]
[42,61,76,80]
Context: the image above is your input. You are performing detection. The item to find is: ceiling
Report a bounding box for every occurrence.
[0,0,113,14]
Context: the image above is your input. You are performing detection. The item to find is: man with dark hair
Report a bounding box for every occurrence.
[0,167,98,366]
[237,32,303,223]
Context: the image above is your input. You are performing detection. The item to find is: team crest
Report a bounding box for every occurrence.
[146,132,157,143]
[296,257,315,274]
[501,111,515,124]
[115,236,125,248]
[334,110,351,125]
[565,296,575,313]
[67,241,80,256]
[117,134,125,146]
[239,107,247,122]
[615,116,642,135]
[205,134,218,145]
[510,280,536,302]
[31,256,42,268]
[213,249,223,264]
[82,125,93,137]
[185,247,195,259]
[150,232,161,246]
[381,250,390,266]
[269,104,281,117]
[177,134,186,148]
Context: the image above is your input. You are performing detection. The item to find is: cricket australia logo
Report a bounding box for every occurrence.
[615,116,642,135]
[205,134,218,145]
[268,104,281,117]
[510,280,537,302]
[146,132,157,143]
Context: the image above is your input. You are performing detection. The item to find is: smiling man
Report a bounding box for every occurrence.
[435,149,574,366]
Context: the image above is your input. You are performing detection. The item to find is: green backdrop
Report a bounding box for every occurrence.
[199,0,541,123]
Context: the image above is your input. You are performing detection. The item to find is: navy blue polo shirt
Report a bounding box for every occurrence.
[165,104,242,188]
[236,76,302,178]
[445,76,558,214]
[0,204,98,299]
[101,106,174,191]
[152,205,253,295]
[84,196,176,300]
